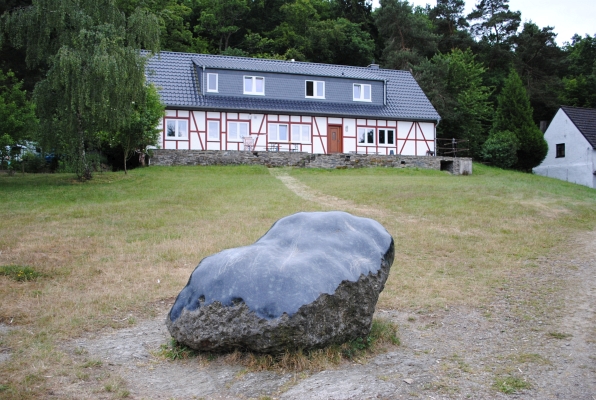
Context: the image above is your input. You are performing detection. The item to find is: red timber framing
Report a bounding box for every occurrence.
[161,110,435,156]
[162,110,191,150]
[354,120,434,155]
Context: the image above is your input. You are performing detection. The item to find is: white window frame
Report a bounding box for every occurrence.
[378,128,395,146]
[244,76,265,95]
[269,123,289,142]
[353,84,372,102]
[228,121,250,142]
[357,127,375,145]
[207,73,218,93]
[291,124,311,143]
[207,120,220,140]
[305,80,325,99]
[165,119,188,140]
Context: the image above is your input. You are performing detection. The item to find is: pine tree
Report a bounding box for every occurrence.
[492,69,548,171]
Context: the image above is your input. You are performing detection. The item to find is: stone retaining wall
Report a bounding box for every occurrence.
[150,150,472,175]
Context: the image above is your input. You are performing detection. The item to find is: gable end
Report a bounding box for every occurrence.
[561,106,596,148]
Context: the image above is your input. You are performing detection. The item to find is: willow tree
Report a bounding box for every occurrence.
[0,0,160,179]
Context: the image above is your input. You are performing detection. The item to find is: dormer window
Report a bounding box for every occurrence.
[353,84,371,102]
[305,80,325,99]
[207,73,218,92]
[244,76,264,95]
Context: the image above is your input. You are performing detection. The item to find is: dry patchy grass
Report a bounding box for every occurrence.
[289,165,596,310]
[1,164,596,398]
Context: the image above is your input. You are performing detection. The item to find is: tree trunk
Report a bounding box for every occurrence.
[77,111,91,181]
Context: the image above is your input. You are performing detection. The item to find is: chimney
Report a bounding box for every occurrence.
[368,64,379,69]
[540,121,548,133]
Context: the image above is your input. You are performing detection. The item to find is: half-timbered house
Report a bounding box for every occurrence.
[144,52,440,155]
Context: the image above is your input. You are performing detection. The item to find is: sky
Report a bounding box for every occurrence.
[371,0,596,46]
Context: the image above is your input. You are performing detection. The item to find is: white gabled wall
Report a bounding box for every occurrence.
[533,109,596,189]
[160,109,436,157]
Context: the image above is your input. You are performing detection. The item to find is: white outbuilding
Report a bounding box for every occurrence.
[533,106,596,189]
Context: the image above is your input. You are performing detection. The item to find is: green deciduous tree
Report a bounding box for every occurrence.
[0,0,160,180]
[307,18,375,66]
[414,48,492,158]
[559,34,596,108]
[196,0,250,52]
[0,69,37,146]
[101,84,164,173]
[492,69,547,171]
[481,129,518,168]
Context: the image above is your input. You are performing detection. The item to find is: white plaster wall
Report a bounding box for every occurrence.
[206,141,220,150]
[251,114,264,133]
[592,151,596,188]
[397,121,414,140]
[189,132,200,150]
[343,118,356,153]
[419,123,434,142]
[533,109,595,188]
[416,140,429,156]
[401,141,415,155]
[195,111,205,131]
[159,109,437,156]
[313,117,328,154]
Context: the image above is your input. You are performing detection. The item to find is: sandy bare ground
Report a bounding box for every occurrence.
[47,170,596,399]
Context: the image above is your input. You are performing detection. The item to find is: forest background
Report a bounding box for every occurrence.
[0,0,595,173]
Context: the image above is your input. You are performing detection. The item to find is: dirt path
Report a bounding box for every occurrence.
[268,168,389,219]
[54,172,596,399]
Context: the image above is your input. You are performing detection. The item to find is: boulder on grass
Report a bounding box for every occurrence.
[166,211,394,353]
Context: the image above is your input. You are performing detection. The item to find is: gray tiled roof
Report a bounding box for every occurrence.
[561,106,596,148]
[144,51,441,122]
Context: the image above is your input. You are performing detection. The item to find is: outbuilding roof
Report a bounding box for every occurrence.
[561,106,596,148]
[144,51,440,122]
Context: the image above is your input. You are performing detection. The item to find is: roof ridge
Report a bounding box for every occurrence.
[162,51,400,73]
[561,105,596,111]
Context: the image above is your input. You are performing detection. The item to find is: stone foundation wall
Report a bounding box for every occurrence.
[150,150,472,175]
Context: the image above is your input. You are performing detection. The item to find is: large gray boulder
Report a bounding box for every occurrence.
[166,211,394,353]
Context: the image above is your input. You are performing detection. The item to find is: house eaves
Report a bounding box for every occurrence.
[561,106,596,148]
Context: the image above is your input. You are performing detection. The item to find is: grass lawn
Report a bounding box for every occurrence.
[1,164,595,397]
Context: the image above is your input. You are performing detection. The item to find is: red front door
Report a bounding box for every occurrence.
[327,125,343,154]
